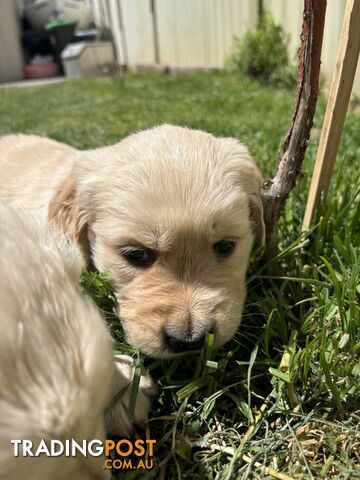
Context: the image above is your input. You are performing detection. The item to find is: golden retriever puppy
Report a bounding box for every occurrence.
[0,205,152,480]
[0,125,264,358]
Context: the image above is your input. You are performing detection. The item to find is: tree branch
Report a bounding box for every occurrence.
[261,0,327,262]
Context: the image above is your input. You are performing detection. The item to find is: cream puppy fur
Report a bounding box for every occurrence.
[0,125,264,358]
[0,205,152,480]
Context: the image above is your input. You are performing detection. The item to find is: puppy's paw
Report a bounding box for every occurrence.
[105,354,155,437]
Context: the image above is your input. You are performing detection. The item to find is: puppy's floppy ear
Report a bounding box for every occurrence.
[48,170,93,267]
[224,139,265,250]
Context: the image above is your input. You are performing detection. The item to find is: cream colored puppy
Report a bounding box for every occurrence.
[0,125,264,358]
[0,205,151,480]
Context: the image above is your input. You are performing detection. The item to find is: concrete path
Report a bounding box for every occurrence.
[0,77,69,89]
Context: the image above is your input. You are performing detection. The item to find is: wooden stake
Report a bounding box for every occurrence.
[302,0,360,230]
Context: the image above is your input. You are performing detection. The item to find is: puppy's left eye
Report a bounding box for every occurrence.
[121,248,157,268]
[213,240,236,257]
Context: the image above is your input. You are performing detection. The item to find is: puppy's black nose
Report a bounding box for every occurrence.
[165,332,206,354]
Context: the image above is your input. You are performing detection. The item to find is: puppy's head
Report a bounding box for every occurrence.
[49,125,264,358]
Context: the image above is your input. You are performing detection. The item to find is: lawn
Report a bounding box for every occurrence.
[1,73,359,479]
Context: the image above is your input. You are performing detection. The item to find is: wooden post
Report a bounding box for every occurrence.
[115,0,129,69]
[302,0,360,230]
[150,0,161,64]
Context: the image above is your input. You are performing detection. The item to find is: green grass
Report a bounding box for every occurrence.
[1,73,359,479]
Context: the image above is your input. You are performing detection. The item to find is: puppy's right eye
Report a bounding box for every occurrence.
[121,248,157,268]
[213,240,236,258]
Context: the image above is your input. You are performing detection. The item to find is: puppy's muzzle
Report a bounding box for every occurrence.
[164,330,212,354]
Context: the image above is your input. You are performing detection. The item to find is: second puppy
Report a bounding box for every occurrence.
[0,205,152,480]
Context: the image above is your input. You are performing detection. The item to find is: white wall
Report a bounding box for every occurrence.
[155,0,257,66]
[91,0,360,92]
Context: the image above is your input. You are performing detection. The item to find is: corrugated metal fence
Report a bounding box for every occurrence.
[90,0,360,92]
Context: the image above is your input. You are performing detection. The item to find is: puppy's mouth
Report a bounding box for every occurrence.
[159,323,220,357]
[120,321,215,358]
[163,330,208,355]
